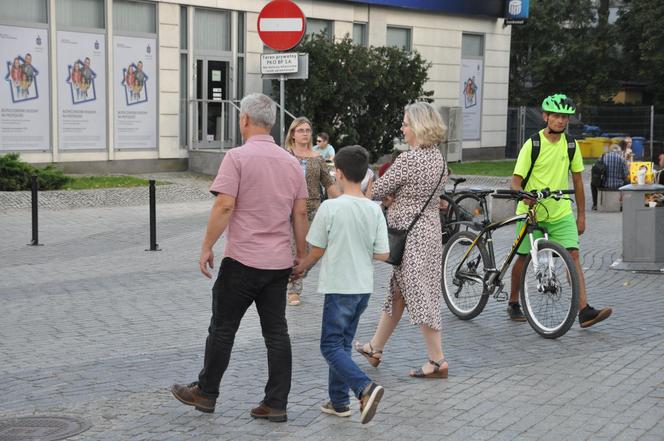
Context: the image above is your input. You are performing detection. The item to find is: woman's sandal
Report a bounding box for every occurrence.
[409,359,448,379]
[353,341,383,368]
[288,293,301,306]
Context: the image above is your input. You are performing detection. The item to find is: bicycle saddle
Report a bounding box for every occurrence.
[451,177,466,184]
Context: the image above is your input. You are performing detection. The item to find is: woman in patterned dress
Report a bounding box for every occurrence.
[285,117,340,306]
[356,102,449,378]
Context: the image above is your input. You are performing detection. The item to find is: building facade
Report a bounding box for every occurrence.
[0,0,512,172]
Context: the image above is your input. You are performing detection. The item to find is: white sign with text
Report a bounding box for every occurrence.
[261,53,299,74]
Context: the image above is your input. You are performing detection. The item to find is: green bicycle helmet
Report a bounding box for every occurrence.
[541,93,576,114]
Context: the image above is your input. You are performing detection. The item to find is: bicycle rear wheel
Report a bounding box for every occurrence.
[455,194,487,225]
[442,231,489,320]
[520,240,580,339]
[440,194,459,244]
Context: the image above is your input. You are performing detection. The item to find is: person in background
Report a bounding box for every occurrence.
[378,144,409,178]
[170,93,309,422]
[602,144,630,189]
[621,137,634,162]
[590,143,629,210]
[285,118,340,306]
[292,145,389,424]
[360,167,375,197]
[655,152,664,185]
[314,132,336,161]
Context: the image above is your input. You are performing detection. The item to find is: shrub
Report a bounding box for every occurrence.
[38,165,70,190]
[0,153,70,191]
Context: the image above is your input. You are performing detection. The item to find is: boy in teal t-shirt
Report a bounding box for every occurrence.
[293,145,389,425]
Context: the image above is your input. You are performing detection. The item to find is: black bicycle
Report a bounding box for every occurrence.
[440,177,491,244]
[441,188,581,339]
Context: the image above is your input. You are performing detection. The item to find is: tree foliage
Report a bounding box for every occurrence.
[509,0,620,106]
[276,35,432,160]
[617,0,664,106]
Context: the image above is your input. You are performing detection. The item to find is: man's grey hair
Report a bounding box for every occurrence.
[240,93,276,129]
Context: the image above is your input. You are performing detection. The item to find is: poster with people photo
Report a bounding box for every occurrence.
[57,31,107,150]
[122,61,148,105]
[6,53,39,102]
[0,25,50,151]
[67,58,97,104]
[113,35,156,149]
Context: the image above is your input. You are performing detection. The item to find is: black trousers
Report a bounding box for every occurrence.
[591,183,598,207]
[197,257,292,410]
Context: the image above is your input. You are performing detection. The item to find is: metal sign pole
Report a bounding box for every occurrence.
[280,74,286,146]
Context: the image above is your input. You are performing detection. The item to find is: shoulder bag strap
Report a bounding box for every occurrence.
[406,168,446,232]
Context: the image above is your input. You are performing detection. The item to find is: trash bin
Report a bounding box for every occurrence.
[611,183,664,271]
[631,137,645,159]
[591,137,610,158]
[577,139,593,158]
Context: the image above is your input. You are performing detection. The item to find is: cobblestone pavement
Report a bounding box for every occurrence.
[1,172,663,441]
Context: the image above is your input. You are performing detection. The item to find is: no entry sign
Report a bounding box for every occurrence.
[257,0,306,51]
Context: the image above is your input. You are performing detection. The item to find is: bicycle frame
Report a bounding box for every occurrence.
[454,205,550,295]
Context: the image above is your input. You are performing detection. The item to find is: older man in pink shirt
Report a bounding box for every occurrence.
[171,93,309,422]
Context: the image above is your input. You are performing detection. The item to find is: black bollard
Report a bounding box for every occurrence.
[146,179,160,251]
[28,174,42,246]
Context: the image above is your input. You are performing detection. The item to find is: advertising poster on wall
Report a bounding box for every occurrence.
[113,35,156,149]
[459,58,483,141]
[0,25,50,151]
[57,31,106,150]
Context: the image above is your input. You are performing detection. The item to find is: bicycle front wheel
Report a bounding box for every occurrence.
[520,240,580,339]
[442,231,489,320]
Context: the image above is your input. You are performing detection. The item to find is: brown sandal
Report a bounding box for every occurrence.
[353,341,383,368]
[409,359,448,379]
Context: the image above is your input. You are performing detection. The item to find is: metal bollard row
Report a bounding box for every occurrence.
[26,177,162,251]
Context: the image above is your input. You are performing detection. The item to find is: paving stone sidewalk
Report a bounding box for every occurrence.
[0,172,662,441]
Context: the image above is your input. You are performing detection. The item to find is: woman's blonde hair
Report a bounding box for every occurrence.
[404,102,446,147]
[284,116,313,151]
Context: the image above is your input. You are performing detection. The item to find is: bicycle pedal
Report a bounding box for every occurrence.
[494,287,508,302]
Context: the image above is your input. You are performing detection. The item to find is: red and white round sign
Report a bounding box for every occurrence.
[257,0,306,52]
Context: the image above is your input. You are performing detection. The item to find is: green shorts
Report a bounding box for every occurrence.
[515,213,579,255]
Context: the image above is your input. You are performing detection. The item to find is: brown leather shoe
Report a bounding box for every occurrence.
[250,402,287,422]
[171,382,216,413]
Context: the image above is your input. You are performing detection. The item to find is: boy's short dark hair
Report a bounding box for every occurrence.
[334,145,369,183]
[318,132,329,142]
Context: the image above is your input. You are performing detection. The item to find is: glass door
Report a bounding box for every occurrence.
[194,57,230,148]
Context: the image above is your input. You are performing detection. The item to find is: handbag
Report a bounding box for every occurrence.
[385,169,445,266]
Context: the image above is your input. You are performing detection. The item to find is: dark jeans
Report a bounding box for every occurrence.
[197,257,292,410]
[320,294,372,407]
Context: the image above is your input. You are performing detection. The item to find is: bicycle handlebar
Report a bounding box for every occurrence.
[493,188,574,201]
